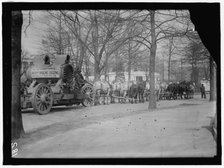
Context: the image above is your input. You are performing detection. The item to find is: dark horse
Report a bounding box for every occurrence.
[129,82,138,103]
[129,81,146,103]
[137,81,146,103]
[179,81,195,99]
[166,83,179,99]
[166,81,195,99]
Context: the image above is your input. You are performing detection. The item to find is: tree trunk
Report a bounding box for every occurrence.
[11,11,25,140]
[203,61,210,80]
[104,60,108,81]
[162,55,165,81]
[94,61,101,82]
[115,50,119,80]
[76,40,79,66]
[168,58,171,82]
[148,11,157,110]
[128,63,131,82]
[180,58,183,81]
[128,40,131,82]
[58,13,63,54]
[210,57,216,101]
[79,44,85,69]
[191,63,199,88]
[84,57,89,80]
[92,13,100,82]
[167,37,173,83]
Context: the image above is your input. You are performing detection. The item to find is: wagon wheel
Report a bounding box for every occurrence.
[81,84,94,107]
[32,83,53,115]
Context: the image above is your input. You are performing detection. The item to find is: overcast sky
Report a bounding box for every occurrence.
[22,11,49,55]
[21,10,193,60]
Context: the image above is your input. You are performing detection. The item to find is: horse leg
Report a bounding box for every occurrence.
[105,93,108,104]
[103,94,106,105]
[120,92,123,103]
[142,93,144,103]
[93,94,97,106]
[107,92,110,104]
[111,91,115,103]
[123,91,126,104]
[122,94,125,103]
[141,93,144,103]
[138,93,140,103]
[135,94,137,103]
[94,92,99,105]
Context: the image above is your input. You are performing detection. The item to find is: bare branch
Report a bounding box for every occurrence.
[23,11,33,36]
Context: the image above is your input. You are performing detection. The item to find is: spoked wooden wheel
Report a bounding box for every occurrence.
[81,84,94,107]
[32,83,53,115]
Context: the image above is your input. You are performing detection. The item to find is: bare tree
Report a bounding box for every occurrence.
[148,10,157,109]
[61,10,141,81]
[183,31,210,89]
[134,10,191,110]
[119,39,144,82]
[41,11,70,55]
[167,36,175,82]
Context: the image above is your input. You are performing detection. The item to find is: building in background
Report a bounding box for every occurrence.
[88,70,160,85]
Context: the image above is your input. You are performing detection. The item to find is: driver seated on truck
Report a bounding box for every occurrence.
[65,55,70,64]
[74,67,85,88]
[44,55,50,65]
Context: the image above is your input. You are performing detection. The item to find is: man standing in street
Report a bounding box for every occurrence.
[200,84,206,99]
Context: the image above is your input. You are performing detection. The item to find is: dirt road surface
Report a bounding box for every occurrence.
[15,94,216,158]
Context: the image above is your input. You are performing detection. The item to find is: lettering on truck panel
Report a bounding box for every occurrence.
[31,68,60,78]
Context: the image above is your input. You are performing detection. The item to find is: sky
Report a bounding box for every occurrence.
[21,10,192,59]
[22,11,49,55]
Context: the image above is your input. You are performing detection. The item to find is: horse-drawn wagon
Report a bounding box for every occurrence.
[21,55,94,115]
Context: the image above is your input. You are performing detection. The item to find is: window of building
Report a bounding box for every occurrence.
[136,76,143,82]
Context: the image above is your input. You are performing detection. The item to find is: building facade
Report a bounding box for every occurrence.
[88,70,161,85]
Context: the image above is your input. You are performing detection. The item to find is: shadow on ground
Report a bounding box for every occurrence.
[22,105,85,114]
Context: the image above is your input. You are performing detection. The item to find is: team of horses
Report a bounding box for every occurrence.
[92,79,147,105]
[159,81,195,100]
[92,79,195,105]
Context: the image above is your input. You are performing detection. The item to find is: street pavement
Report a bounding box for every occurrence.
[16,94,217,158]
